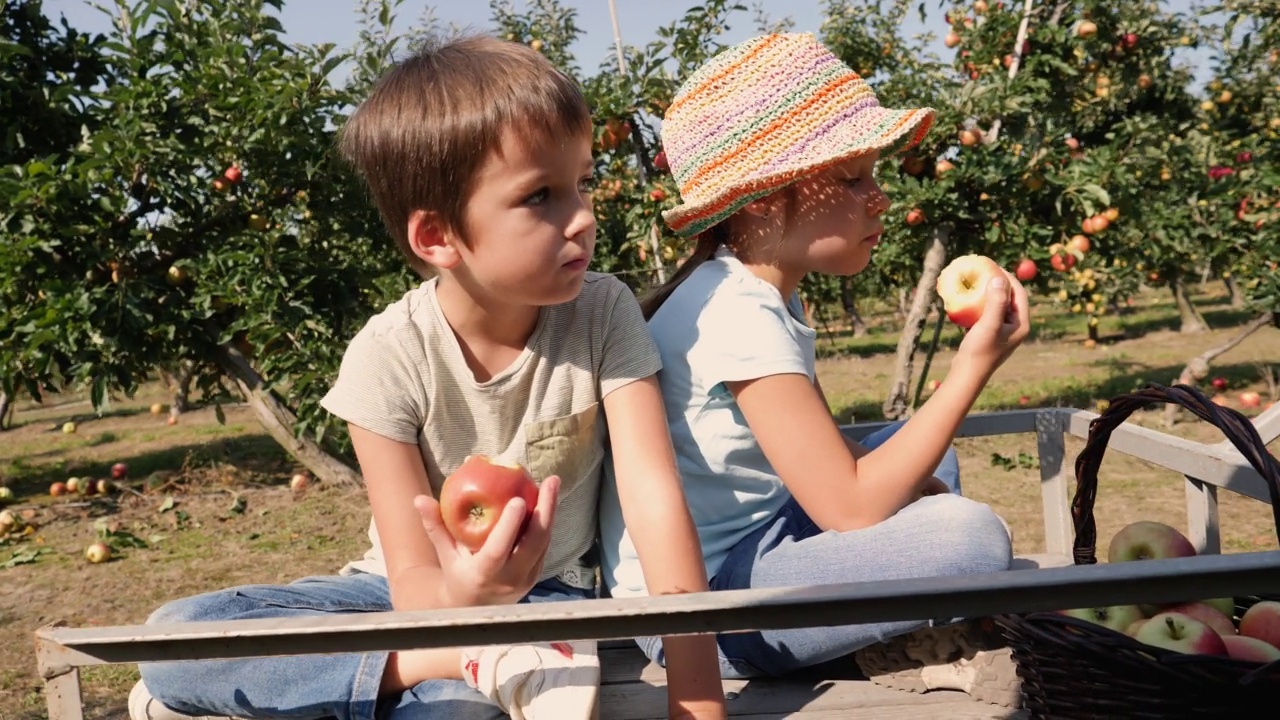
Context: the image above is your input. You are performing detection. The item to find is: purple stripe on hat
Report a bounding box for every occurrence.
[670,50,838,159]
[756,95,885,174]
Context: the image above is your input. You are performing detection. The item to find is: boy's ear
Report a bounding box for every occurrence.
[407,210,461,270]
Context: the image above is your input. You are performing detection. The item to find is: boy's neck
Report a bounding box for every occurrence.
[434,277,542,381]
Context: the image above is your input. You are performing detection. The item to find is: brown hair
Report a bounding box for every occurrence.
[338,33,591,276]
[639,222,731,320]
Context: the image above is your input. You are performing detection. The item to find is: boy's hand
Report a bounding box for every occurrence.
[414,475,560,607]
[953,271,1031,382]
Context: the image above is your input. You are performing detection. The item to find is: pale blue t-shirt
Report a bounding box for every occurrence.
[599,248,816,598]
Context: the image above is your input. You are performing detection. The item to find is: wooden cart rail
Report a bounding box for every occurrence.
[34,405,1280,719]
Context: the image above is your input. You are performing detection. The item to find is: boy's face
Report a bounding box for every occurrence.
[447,127,597,307]
[782,150,888,277]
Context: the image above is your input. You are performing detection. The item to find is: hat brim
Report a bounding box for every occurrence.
[662,105,935,238]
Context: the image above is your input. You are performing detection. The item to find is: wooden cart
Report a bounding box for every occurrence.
[34,404,1280,719]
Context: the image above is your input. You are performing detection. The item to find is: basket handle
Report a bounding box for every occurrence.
[1069,383,1280,565]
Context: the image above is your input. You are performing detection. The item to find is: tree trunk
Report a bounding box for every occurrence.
[166,359,196,414]
[1161,311,1277,426]
[884,226,949,420]
[1172,278,1209,334]
[1224,275,1245,309]
[896,287,910,321]
[839,278,869,337]
[0,390,11,431]
[215,338,363,488]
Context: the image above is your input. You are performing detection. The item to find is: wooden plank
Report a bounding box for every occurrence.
[840,410,1038,442]
[1252,402,1280,445]
[36,631,84,720]
[35,550,1280,666]
[600,672,1008,720]
[1035,410,1074,557]
[1063,410,1274,503]
[1185,477,1222,555]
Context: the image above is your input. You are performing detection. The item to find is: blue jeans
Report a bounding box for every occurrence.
[138,574,593,720]
[637,422,1010,678]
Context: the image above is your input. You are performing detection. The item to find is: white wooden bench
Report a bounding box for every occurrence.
[34,405,1280,719]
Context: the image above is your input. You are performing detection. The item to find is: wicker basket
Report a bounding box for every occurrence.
[995,383,1280,719]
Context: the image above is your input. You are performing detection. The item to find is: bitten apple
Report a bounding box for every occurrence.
[1135,613,1228,655]
[439,455,540,553]
[935,254,1009,329]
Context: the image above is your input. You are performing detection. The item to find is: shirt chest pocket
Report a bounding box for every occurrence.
[524,403,603,497]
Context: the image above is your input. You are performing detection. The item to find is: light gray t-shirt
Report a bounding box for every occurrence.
[321,272,661,589]
[600,249,815,598]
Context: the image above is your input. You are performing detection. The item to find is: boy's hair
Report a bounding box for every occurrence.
[339,33,592,276]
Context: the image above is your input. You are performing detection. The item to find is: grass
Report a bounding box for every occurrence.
[0,282,1277,718]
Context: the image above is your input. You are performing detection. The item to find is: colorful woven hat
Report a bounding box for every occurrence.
[660,32,936,237]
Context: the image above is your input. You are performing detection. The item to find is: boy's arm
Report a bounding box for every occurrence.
[604,376,727,720]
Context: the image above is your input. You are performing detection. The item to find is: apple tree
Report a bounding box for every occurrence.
[0,0,427,484]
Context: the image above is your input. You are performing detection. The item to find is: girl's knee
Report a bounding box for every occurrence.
[146,589,236,625]
[919,495,1013,572]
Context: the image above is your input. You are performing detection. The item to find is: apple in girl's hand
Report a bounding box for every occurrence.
[439,455,540,553]
[1060,604,1145,633]
[1239,601,1280,649]
[1135,613,1228,655]
[935,254,1009,329]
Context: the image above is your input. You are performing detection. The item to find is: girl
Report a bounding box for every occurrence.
[599,32,1029,707]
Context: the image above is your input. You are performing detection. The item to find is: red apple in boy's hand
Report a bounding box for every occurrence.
[1135,613,1228,655]
[935,254,1009,329]
[439,455,540,553]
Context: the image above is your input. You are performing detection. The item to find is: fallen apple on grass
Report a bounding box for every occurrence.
[85,541,112,564]
[1135,612,1228,655]
[935,254,1009,329]
[111,463,129,480]
[439,455,540,553]
[62,421,77,434]
[289,472,312,493]
[1239,391,1261,408]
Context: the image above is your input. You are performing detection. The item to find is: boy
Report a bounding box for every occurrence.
[130,33,724,720]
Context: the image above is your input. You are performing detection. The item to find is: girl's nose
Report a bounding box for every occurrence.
[867,188,890,217]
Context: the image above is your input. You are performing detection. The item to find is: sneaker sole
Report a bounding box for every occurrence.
[854,622,1022,708]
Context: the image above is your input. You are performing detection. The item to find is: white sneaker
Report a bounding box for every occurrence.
[128,680,243,720]
[461,641,601,720]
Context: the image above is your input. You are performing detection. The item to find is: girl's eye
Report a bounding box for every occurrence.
[523,187,549,205]
[842,176,862,187]
[578,177,595,193]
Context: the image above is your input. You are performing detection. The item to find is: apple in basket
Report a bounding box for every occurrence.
[1060,605,1145,634]
[1134,613,1228,656]
[1223,635,1280,663]
[1108,521,1197,563]
[1160,602,1236,638]
[1239,601,1280,650]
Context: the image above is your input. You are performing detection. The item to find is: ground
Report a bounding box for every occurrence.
[1,284,1277,718]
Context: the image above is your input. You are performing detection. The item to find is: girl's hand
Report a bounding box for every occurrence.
[953,271,1031,382]
[413,475,560,607]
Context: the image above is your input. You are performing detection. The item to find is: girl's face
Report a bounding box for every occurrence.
[777,150,889,277]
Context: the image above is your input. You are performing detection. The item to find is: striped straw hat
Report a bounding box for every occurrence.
[660,32,936,237]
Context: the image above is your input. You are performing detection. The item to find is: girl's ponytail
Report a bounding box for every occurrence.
[639,222,729,321]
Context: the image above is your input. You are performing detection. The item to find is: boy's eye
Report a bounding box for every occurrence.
[523,187,549,205]
[578,176,596,193]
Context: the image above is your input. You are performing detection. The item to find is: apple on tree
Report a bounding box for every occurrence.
[1014,258,1037,282]
[439,455,540,553]
[1135,613,1228,655]
[935,254,1009,330]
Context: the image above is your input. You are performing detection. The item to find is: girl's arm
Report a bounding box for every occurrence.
[727,274,1028,532]
[604,375,727,720]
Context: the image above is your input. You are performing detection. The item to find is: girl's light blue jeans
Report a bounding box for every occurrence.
[635,422,1013,679]
[137,575,592,720]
